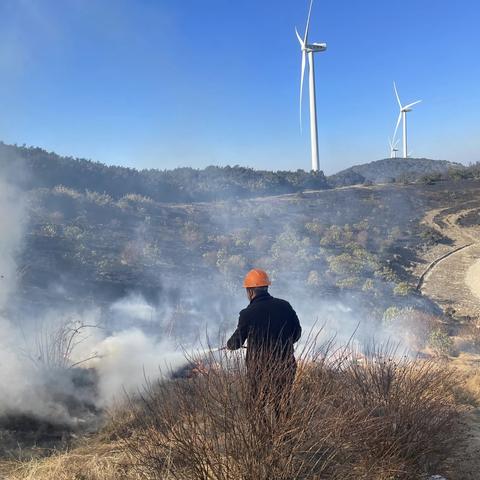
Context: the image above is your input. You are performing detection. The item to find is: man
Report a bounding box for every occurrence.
[227,268,302,411]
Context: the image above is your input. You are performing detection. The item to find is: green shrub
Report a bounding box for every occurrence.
[382,306,404,326]
[393,282,413,296]
[428,329,454,356]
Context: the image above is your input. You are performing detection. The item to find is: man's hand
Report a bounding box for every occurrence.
[215,346,246,352]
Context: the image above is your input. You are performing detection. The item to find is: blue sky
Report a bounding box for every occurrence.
[0,0,478,174]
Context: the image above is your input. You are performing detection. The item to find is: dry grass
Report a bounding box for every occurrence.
[457,322,480,353]
[118,342,461,480]
[2,440,133,480]
[4,341,463,480]
[449,352,480,406]
[442,353,480,480]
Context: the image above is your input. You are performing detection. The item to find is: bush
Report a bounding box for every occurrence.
[393,281,413,296]
[420,226,446,246]
[429,329,455,357]
[382,306,404,325]
[421,173,442,185]
[117,342,460,480]
[52,185,82,199]
[361,278,375,292]
[85,190,113,206]
[459,322,480,351]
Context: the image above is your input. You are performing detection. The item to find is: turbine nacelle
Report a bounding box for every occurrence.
[401,101,422,113]
[306,42,327,52]
[295,28,327,52]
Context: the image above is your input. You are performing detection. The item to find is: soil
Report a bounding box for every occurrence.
[466,260,480,301]
[416,206,480,320]
[415,203,480,479]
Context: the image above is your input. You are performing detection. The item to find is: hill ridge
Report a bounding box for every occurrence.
[0,141,469,202]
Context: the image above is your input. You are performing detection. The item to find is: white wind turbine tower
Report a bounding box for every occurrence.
[295,0,327,172]
[388,137,399,158]
[393,82,422,158]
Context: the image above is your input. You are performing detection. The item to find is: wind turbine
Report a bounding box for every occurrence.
[295,0,327,173]
[388,137,399,158]
[393,82,422,158]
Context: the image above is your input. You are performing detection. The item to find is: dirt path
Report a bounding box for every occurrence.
[416,206,480,479]
[444,353,480,480]
[417,207,480,320]
[466,260,480,301]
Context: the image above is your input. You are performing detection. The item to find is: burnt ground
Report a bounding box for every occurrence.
[0,368,101,462]
[3,178,480,474]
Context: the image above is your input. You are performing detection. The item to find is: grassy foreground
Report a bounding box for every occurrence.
[2,344,467,480]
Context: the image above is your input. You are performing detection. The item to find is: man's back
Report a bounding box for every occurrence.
[227,292,301,361]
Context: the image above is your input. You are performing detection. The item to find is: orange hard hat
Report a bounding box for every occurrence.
[243,269,271,288]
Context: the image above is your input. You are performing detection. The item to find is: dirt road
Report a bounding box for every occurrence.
[466,260,480,301]
[416,205,480,479]
[417,207,480,320]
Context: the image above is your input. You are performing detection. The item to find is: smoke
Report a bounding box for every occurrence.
[110,293,157,322]
[0,175,30,416]
[0,178,87,424]
[86,328,185,406]
[0,160,433,429]
[0,177,24,303]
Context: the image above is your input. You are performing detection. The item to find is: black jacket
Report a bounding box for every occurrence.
[227,292,301,363]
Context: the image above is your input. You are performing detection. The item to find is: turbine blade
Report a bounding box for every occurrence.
[393,82,402,109]
[388,137,393,149]
[299,51,306,130]
[393,112,402,142]
[404,100,422,110]
[295,27,304,47]
[304,0,314,44]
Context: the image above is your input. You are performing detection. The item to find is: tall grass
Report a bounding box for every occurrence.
[117,340,460,480]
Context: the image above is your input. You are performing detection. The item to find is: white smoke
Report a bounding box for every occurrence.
[0,176,31,416]
[0,166,421,426]
[0,177,24,304]
[110,293,156,322]
[86,328,185,406]
[0,178,78,422]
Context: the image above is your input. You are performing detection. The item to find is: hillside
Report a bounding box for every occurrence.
[16,181,451,318]
[1,143,473,204]
[330,157,464,186]
[0,141,477,337]
[2,144,480,479]
[0,142,329,203]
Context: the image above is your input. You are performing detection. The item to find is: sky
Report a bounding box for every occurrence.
[0,0,479,175]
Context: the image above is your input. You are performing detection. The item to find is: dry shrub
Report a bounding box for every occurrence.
[117,341,460,480]
[457,322,480,352]
[344,346,459,477]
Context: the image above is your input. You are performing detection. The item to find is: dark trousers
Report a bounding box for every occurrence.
[246,355,296,419]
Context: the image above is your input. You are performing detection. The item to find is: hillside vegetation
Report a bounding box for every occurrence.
[329,158,465,186]
[1,142,476,203]
[0,142,328,203]
[0,141,474,315]
[2,143,480,479]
